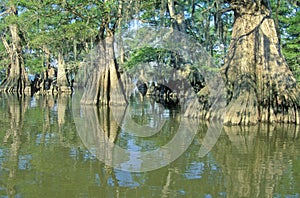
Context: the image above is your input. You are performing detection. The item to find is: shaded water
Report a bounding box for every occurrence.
[0,94,299,197]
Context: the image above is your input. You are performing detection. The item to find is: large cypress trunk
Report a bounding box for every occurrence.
[0,24,30,95]
[221,0,300,124]
[81,35,127,105]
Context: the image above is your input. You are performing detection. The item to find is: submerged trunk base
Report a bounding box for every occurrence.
[0,77,31,95]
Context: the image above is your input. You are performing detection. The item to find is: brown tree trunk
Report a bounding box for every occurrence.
[57,52,72,93]
[204,0,300,125]
[0,24,30,95]
[81,35,127,105]
[167,0,186,32]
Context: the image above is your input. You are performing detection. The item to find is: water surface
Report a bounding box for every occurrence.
[0,95,299,197]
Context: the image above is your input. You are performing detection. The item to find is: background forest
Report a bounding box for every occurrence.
[0,0,298,86]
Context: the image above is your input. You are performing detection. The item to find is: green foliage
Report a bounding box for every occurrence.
[24,53,44,74]
[0,0,299,83]
[0,42,9,70]
[271,0,300,83]
[122,44,193,73]
[124,46,171,69]
[0,0,110,80]
[282,10,300,82]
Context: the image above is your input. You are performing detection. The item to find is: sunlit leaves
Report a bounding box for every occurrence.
[0,0,299,82]
[271,0,300,82]
[123,46,184,70]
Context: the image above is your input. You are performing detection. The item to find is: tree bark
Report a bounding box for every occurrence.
[0,23,30,95]
[167,0,186,32]
[80,0,127,105]
[57,52,72,93]
[81,35,127,105]
[220,0,300,124]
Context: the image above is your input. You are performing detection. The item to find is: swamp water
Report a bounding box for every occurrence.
[0,94,299,198]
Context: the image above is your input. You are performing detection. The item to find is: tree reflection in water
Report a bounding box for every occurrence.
[209,124,300,198]
[0,94,299,197]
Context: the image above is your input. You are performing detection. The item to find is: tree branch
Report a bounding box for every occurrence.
[1,36,11,54]
[218,7,233,14]
[0,9,10,17]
